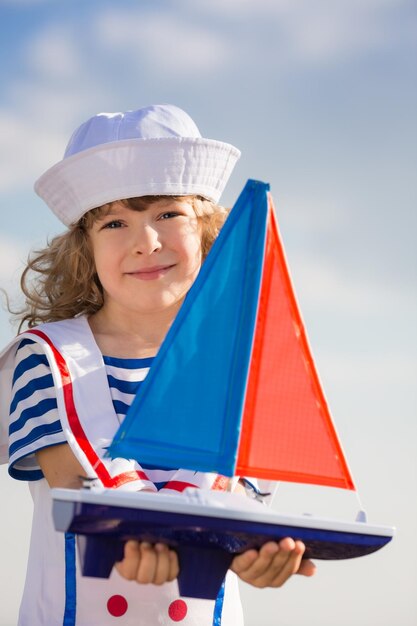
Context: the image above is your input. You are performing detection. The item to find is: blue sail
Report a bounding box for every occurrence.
[109,180,269,476]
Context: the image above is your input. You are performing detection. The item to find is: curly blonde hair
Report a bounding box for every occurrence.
[15,196,228,329]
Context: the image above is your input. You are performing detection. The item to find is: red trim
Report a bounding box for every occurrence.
[163,475,228,493]
[27,329,150,489]
[162,481,198,493]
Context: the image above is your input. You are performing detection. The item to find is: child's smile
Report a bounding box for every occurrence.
[89,198,202,321]
[126,264,176,281]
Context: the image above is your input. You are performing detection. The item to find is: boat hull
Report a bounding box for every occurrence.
[52,488,394,599]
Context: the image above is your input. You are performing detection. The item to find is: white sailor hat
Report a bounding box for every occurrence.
[34,104,241,226]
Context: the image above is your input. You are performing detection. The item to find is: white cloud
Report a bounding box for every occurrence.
[180,0,402,22]
[289,251,415,318]
[95,10,233,75]
[0,23,110,192]
[277,2,388,65]
[179,0,412,66]
[0,0,51,4]
[0,236,26,293]
[26,25,81,80]
[320,350,416,388]
[0,109,68,192]
[0,8,234,195]
[0,236,26,273]
[0,237,30,342]
[177,0,299,18]
[277,194,350,234]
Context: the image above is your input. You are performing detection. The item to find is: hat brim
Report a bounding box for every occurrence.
[34,137,241,226]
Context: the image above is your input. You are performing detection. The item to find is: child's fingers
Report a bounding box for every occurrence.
[233,542,281,580]
[230,549,259,575]
[231,539,308,588]
[153,543,173,585]
[115,541,179,585]
[266,539,316,579]
[136,542,158,584]
[168,548,180,581]
[115,540,142,580]
[297,558,317,577]
[146,543,179,584]
[260,540,305,588]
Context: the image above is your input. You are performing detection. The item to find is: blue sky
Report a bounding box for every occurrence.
[0,1,416,625]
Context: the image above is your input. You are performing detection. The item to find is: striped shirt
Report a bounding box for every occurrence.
[8,339,179,487]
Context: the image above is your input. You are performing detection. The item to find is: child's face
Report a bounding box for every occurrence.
[89,198,202,319]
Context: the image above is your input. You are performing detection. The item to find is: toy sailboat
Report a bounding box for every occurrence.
[52,180,394,599]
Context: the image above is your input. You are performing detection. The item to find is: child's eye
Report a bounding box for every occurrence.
[102,220,124,229]
[159,211,180,220]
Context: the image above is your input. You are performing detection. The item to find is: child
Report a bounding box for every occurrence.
[0,104,315,626]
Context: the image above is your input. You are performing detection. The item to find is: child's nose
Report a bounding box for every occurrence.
[132,224,162,255]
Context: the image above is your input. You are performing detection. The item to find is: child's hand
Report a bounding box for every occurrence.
[115,540,179,585]
[230,538,316,588]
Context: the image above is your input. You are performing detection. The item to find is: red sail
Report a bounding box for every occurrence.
[236,195,355,490]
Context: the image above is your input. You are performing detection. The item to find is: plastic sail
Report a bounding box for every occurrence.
[109,180,269,475]
[109,179,355,491]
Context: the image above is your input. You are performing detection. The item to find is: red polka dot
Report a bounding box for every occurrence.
[107,594,128,617]
[168,599,188,621]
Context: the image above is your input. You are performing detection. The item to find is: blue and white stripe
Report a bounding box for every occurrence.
[104,355,152,422]
[8,340,155,481]
[9,340,65,479]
